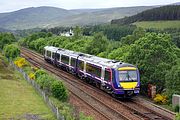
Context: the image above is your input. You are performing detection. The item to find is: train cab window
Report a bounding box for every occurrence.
[52,52,55,59]
[86,63,101,78]
[119,70,137,82]
[61,55,69,64]
[71,58,76,67]
[78,60,84,71]
[47,51,51,57]
[104,69,111,81]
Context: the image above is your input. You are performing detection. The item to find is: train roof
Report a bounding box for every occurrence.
[44,46,136,68]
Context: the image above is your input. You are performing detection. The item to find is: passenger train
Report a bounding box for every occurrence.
[43,46,140,98]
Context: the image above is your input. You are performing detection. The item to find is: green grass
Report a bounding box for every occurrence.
[0,55,56,119]
[134,20,180,29]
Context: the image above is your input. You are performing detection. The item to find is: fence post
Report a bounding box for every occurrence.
[56,107,59,120]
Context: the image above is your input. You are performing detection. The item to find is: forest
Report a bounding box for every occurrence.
[111,5,180,25]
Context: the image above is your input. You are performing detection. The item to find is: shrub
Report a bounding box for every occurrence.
[79,112,93,120]
[176,114,180,120]
[0,33,16,49]
[51,80,68,101]
[153,94,167,104]
[165,60,180,103]
[34,69,47,79]
[174,105,180,113]
[61,105,75,120]
[14,57,28,68]
[3,44,20,59]
[36,74,55,92]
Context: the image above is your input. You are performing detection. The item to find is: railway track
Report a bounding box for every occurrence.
[21,48,130,120]
[20,47,175,120]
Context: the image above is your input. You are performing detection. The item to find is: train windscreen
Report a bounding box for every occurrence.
[119,70,137,82]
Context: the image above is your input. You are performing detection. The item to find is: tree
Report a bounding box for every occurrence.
[65,38,92,52]
[3,44,20,59]
[125,33,178,93]
[165,59,180,102]
[29,38,47,53]
[108,45,130,61]
[121,27,146,45]
[85,32,108,55]
[51,80,68,101]
[73,26,82,39]
[82,25,135,41]
[0,33,16,49]
[21,32,52,47]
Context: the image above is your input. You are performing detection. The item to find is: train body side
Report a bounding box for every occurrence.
[43,46,140,98]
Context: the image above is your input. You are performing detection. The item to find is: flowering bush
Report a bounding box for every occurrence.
[31,66,39,72]
[14,57,28,68]
[153,94,167,104]
[28,73,35,80]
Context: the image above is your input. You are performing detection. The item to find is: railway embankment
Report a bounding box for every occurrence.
[0,53,55,119]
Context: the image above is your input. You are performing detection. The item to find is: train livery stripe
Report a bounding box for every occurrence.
[120,82,138,89]
[118,67,136,71]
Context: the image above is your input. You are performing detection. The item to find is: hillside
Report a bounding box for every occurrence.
[111,5,180,25]
[172,2,180,5]
[134,20,180,29]
[0,7,74,30]
[0,6,154,30]
[53,6,155,27]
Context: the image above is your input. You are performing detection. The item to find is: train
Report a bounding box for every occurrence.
[43,46,140,98]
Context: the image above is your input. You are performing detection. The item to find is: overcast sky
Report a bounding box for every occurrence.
[0,0,179,13]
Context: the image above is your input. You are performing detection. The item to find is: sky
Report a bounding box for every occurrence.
[0,0,179,13]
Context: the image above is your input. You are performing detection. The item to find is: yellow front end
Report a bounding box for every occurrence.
[120,82,138,89]
[118,67,138,90]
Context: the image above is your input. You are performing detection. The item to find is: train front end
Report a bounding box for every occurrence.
[112,65,140,98]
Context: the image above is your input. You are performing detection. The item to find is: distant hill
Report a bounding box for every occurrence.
[0,6,155,30]
[172,2,180,5]
[111,5,180,25]
[0,6,75,30]
[0,27,12,32]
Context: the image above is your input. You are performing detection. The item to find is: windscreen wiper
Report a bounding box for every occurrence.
[128,74,135,82]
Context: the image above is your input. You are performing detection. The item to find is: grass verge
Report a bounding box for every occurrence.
[0,54,56,119]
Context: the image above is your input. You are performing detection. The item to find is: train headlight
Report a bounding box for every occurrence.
[134,90,139,93]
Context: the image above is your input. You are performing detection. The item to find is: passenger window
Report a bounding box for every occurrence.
[86,63,101,78]
[52,52,55,59]
[78,60,84,71]
[61,55,69,64]
[71,58,76,67]
[104,69,111,81]
[56,53,60,61]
